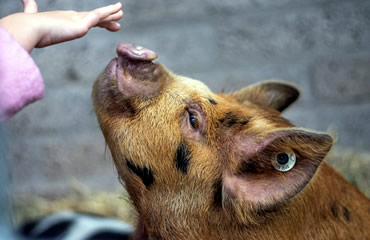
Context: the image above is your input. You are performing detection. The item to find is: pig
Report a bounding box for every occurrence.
[92,43,370,240]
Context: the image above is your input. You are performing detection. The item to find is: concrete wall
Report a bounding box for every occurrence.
[1,0,369,195]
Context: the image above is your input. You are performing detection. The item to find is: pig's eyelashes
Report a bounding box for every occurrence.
[272,151,296,172]
[189,112,199,129]
[182,104,205,140]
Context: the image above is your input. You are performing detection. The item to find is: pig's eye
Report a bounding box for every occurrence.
[272,152,296,172]
[189,113,199,129]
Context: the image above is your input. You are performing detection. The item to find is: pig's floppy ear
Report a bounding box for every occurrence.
[223,128,332,217]
[229,80,300,112]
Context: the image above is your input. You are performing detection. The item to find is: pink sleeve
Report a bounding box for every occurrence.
[0,26,44,123]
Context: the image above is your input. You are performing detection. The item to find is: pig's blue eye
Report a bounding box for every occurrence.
[189,113,199,129]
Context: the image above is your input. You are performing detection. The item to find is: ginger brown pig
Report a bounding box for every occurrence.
[92,43,370,240]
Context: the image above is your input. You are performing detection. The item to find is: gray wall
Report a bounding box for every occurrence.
[1,0,369,195]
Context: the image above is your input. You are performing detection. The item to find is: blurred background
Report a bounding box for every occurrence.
[1,0,369,227]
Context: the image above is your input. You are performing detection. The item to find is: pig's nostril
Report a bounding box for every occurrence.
[116,43,157,61]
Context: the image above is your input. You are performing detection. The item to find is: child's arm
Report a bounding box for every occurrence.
[0,0,123,122]
[0,27,44,122]
[0,0,123,52]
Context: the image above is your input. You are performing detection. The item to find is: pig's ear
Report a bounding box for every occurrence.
[229,80,300,112]
[223,128,332,218]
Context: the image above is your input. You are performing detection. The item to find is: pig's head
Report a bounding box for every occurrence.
[92,43,333,239]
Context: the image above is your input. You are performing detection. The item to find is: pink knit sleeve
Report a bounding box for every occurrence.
[0,26,44,123]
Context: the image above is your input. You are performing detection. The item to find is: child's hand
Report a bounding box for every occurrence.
[0,0,123,52]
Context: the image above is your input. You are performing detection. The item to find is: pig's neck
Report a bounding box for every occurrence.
[133,163,369,240]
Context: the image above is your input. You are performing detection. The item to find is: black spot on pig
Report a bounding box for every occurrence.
[342,206,351,222]
[175,141,191,174]
[330,202,339,218]
[219,112,249,128]
[126,160,154,188]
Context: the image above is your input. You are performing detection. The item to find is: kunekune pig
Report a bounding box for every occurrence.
[92,43,370,240]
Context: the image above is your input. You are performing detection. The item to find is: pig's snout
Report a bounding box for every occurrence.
[116,43,157,61]
[93,43,165,115]
[113,43,160,82]
[95,42,165,112]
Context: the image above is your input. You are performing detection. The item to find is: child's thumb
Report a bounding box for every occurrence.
[22,0,38,13]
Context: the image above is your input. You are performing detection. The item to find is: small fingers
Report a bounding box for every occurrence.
[101,10,123,23]
[85,2,122,27]
[22,0,38,13]
[97,21,121,32]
